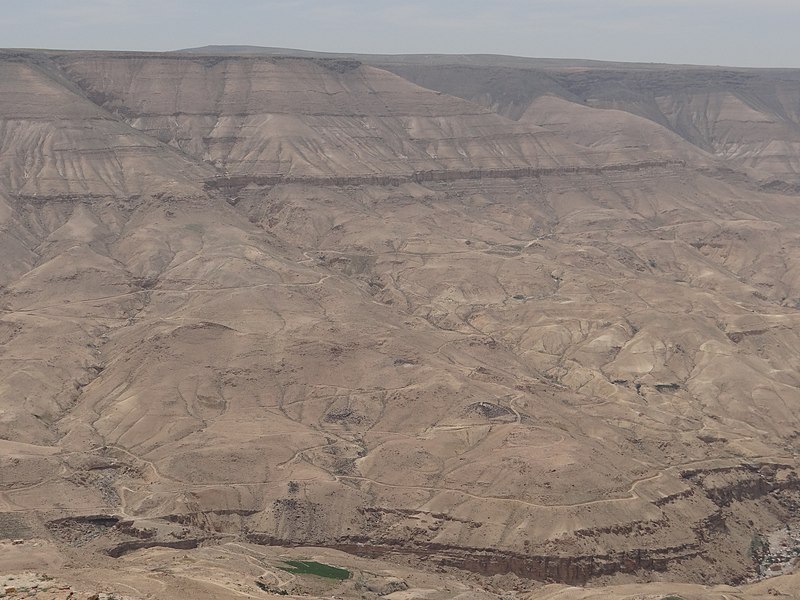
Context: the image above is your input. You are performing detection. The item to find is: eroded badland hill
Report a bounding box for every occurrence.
[3,48,800,599]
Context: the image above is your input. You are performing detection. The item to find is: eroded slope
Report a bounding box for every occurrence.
[0,56,212,198]
[53,54,592,177]
[1,51,800,590]
[377,61,800,186]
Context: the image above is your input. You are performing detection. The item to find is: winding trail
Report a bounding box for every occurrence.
[335,471,665,509]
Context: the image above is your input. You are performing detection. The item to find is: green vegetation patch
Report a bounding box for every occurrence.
[278,560,351,580]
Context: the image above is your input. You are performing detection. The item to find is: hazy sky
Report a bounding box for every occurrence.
[2,0,798,67]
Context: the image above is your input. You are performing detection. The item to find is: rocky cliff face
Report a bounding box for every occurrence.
[378,61,800,187]
[0,56,212,198]
[235,461,800,584]
[50,54,593,178]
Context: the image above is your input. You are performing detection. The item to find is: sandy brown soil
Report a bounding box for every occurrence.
[2,49,800,597]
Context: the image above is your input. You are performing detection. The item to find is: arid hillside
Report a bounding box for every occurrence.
[3,49,800,598]
[376,61,800,188]
[184,47,800,187]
